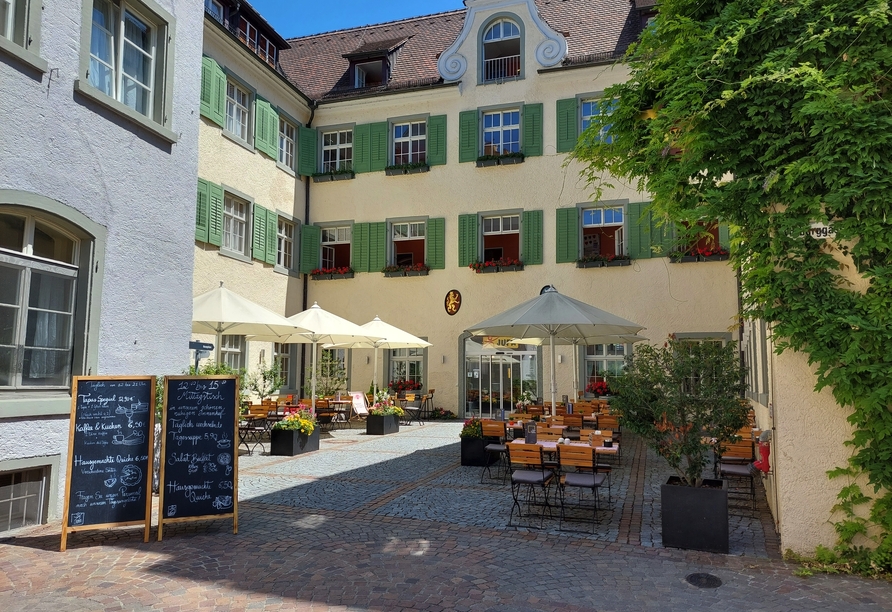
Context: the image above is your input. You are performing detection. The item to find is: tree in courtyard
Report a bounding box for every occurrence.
[572,0,891,571]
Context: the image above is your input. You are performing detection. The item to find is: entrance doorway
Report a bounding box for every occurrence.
[464,337,538,418]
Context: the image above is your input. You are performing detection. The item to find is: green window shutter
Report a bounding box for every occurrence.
[522,103,543,157]
[297,126,317,176]
[458,110,479,163]
[522,210,544,265]
[370,122,389,172]
[195,178,210,243]
[555,208,579,263]
[300,224,320,274]
[353,124,371,174]
[627,202,653,259]
[265,208,278,265]
[254,98,279,158]
[718,223,731,248]
[556,98,578,153]
[368,222,387,272]
[200,56,225,128]
[251,204,267,261]
[426,217,446,269]
[458,213,478,267]
[207,182,224,247]
[352,223,369,272]
[650,211,675,257]
[427,115,447,166]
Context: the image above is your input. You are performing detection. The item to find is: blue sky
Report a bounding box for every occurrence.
[248,1,467,39]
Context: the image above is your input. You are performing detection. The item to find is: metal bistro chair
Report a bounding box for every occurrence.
[420,388,435,418]
[557,444,608,532]
[401,393,423,425]
[506,443,555,528]
[480,420,509,483]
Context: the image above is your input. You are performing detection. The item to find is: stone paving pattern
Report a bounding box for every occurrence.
[1,422,890,611]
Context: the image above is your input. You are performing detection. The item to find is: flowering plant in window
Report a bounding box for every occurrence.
[496,257,523,267]
[389,379,422,393]
[310,266,354,275]
[271,409,316,435]
[692,246,729,258]
[602,253,630,263]
[369,395,405,417]
[405,262,430,272]
[515,390,535,411]
[577,253,607,264]
[586,380,610,396]
[459,417,484,439]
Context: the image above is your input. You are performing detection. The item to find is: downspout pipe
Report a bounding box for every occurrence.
[299,100,317,400]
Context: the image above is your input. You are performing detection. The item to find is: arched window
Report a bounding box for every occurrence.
[482,18,521,82]
[0,209,84,390]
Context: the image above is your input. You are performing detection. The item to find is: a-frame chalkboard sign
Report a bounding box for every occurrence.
[61,376,156,551]
[158,375,239,541]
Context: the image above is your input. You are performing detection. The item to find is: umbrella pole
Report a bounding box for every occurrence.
[215,328,223,368]
[572,340,579,402]
[374,346,379,399]
[550,334,557,416]
[311,341,318,413]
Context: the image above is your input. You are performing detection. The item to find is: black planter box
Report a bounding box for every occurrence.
[312,174,334,183]
[311,274,332,280]
[661,477,729,553]
[383,270,405,278]
[460,437,497,466]
[605,259,632,267]
[500,265,524,272]
[270,428,320,456]
[366,414,400,435]
[406,165,430,174]
[330,272,354,279]
[498,156,524,165]
[332,172,354,181]
[476,159,499,168]
[385,168,405,176]
[480,266,499,273]
[670,255,698,263]
[405,270,429,276]
[577,260,604,268]
[700,254,729,262]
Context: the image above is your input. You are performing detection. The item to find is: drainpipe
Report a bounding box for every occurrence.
[298,101,317,399]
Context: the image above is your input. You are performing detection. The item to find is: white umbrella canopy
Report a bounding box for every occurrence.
[249,303,382,410]
[465,286,645,413]
[325,316,431,396]
[192,282,308,364]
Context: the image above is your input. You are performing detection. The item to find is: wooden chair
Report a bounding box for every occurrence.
[508,412,532,421]
[536,425,564,441]
[556,444,608,532]
[716,431,756,510]
[480,420,508,483]
[506,443,555,528]
[527,404,545,416]
[563,414,583,430]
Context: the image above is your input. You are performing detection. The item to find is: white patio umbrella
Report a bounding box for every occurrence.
[465,286,645,414]
[326,316,431,397]
[511,334,648,400]
[249,303,381,411]
[192,282,307,365]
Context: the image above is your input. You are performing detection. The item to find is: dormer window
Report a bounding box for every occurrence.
[203,0,222,22]
[238,16,277,67]
[355,59,384,88]
[482,18,521,82]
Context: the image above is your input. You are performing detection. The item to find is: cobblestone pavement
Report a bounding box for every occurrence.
[1,422,890,611]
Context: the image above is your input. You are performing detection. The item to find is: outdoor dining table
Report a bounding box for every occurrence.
[509,438,619,456]
[328,399,353,425]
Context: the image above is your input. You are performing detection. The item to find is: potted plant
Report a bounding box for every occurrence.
[498,151,525,165]
[694,246,730,262]
[608,339,748,553]
[404,262,430,276]
[312,164,354,182]
[310,266,354,280]
[603,253,632,267]
[668,248,698,263]
[475,154,499,168]
[459,417,496,466]
[366,392,403,435]
[381,264,405,278]
[585,380,610,397]
[270,408,319,456]
[496,257,524,272]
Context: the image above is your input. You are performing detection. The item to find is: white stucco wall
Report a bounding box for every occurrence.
[0,0,203,520]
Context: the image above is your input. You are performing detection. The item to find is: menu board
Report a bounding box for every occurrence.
[158,375,238,540]
[61,376,155,551]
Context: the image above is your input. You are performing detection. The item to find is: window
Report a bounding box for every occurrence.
[482,109,520,156]
[0,467,47,533]
[321,226,351,269]
[584,343,627,390]
[391,221,425,266]
[276,218,294,269]
[0,212,79,390]
[322,130,352,172]
[0,0,44,71]
[220,335,245,370]
[482,18,521,82]
[355,59,385,88]
[582,206,624,258]
[203,0,222,22]
[581,98,616,143]
[482,214,519,262]
[273,342,290,388]
[222,194,248,256]
[225,79,250,141]
[238,16,277,67]
[392,121,426,165]
[390,348,424,388]
[279,118,296,169]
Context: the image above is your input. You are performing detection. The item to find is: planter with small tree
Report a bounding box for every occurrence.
[609,338,748,553]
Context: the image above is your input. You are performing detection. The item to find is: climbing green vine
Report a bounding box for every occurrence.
[572,0,892,573]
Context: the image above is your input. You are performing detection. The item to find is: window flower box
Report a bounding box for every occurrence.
[577,260,604,268]
[699,254,729,262]
[470,259,524,273]
[311,273,332,280]
[313,170,355,182]
[406,165,429,174]
[605,258,631,267]
[329,272,354,279]
[480,266,500,273]
[312,174,334,183]
[475,154,525,167]
[499,264,524,272]
[670,254,698,263]
[382,264,430,277]
[310,267,354,280]
[405,269,429,277]
[383,270,405,278]
[498,154,525,165]
[475,158,499,168]
[385,167,404,176]
[385,163,430,176]
[332,172,354,181]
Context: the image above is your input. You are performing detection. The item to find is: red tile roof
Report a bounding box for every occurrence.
[279,0,641,101]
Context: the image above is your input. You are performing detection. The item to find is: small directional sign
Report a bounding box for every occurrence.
[189,341,214,352]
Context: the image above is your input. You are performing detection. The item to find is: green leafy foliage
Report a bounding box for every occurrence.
[573,0,891,569]
[609,340,748,486]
